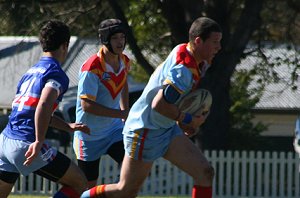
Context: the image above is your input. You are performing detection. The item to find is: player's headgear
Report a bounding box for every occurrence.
[98,19,127,54]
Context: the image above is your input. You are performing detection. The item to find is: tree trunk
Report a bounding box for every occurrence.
[198,0,263,150]
[109,0,155,75]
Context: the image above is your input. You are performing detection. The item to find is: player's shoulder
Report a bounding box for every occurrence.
[81,54,101,72]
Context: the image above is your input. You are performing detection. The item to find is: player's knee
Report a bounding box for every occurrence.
[204,164,215,180]
[194,163,214,183]
[118,182,140,198]
[66,167,88,193]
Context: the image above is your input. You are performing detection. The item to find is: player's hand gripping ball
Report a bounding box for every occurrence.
[177,89,212,136]
[177,89,212,117]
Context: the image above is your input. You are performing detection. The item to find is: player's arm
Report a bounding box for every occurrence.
[81,97,128,119]
[36,86,58,143]
[79,70,128,119]
[152,85,205,129]
[119,81,129,121]
[24,86,58,166]
[120,81,129,109]
[49,115,90,134]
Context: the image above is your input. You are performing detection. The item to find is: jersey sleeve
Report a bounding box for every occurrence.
[45,79,62,96]
[44,67,69,102]
[78,71,99,101]
[163,64,193,94]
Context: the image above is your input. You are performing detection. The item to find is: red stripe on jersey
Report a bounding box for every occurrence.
[79,139,84,160]
[175,44,201,88]
[138,129,149,160]
[14,96,39,107]
[14,95,59,112]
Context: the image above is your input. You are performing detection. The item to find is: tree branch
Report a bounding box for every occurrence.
[108,0,154,75]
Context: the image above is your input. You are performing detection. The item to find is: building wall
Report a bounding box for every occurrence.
[253,114,298,137]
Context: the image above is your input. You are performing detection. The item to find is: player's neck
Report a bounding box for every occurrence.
[187,43,203,65]
[42,52,62,64]
[103,46,120,71]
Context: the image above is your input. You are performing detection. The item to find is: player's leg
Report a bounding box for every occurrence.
[0,133,21,197]
[0,171,19,198]
[35,151,88,197]
[81,155,152,198]
[107,140,125,183]
[77,158,101,188]
[74,135,120,188]
[163,134,214,198]
[81,128,155,198]
[107,140,125,165]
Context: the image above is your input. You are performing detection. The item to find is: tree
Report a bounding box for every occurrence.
[1,0,300,150]
[110,0,300,149]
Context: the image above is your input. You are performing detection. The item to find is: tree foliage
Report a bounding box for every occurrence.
[1,0,300,150]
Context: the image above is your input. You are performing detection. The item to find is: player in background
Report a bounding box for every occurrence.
[294,116,300,154]
[81,17,222,198]
[73,18,130,188]
[0,20,90,198]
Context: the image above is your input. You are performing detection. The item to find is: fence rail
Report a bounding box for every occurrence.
[11,148,300,198]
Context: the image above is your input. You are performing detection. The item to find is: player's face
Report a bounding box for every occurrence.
[110,32,126,55]
[200,32,222,63]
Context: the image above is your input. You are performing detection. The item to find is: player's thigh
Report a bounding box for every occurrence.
[0,178,16,198]
[35,152,87,193]
[58,160,88,192]
[77,158,101,182]
[118,155,152,191]
[163,135,212,179]
[107,140,125,165]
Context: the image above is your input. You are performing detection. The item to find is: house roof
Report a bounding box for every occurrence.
[0,37,145,110]
[0,37,299,112]
[0,36,78,109]
[237,44,300,112]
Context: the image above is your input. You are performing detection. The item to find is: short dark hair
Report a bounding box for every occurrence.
[39,20,70,52]
[189,17,222,42]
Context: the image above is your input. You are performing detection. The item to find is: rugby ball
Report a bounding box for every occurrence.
[177,89,212,116]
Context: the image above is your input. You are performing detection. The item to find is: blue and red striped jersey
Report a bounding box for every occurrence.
[3,57,69,142]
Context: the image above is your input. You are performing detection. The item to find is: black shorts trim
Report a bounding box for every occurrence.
[77,140,124,181]
[34,151,71,182]
[107,140,124,164]
[0,170,20,184]
[78,158,100,181]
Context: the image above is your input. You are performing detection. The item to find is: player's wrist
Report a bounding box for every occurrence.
[175,111,184,122]
[182,113,192,124]
[176,111,192,124]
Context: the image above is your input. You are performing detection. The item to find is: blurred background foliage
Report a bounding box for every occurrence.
[1,0,300,150]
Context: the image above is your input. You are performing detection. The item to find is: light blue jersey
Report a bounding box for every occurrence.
[123,43,209,161]
[74,47,130,141]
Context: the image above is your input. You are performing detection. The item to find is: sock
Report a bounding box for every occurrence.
[53,186,80,198]
[192,185,212,198]
[81,185,106,198]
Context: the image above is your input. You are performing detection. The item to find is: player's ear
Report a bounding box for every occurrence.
[62,42,69,51]
[195,36,202,45]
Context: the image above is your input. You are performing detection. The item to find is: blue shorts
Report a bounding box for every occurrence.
[73,128,123,161]
[0,133,57,176]
[123,124,183,162]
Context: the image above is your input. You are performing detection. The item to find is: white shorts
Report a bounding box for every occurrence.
[123,124,183,162]
[0,133,57,176]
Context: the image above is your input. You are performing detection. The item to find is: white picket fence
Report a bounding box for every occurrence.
[11,148,300,198]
